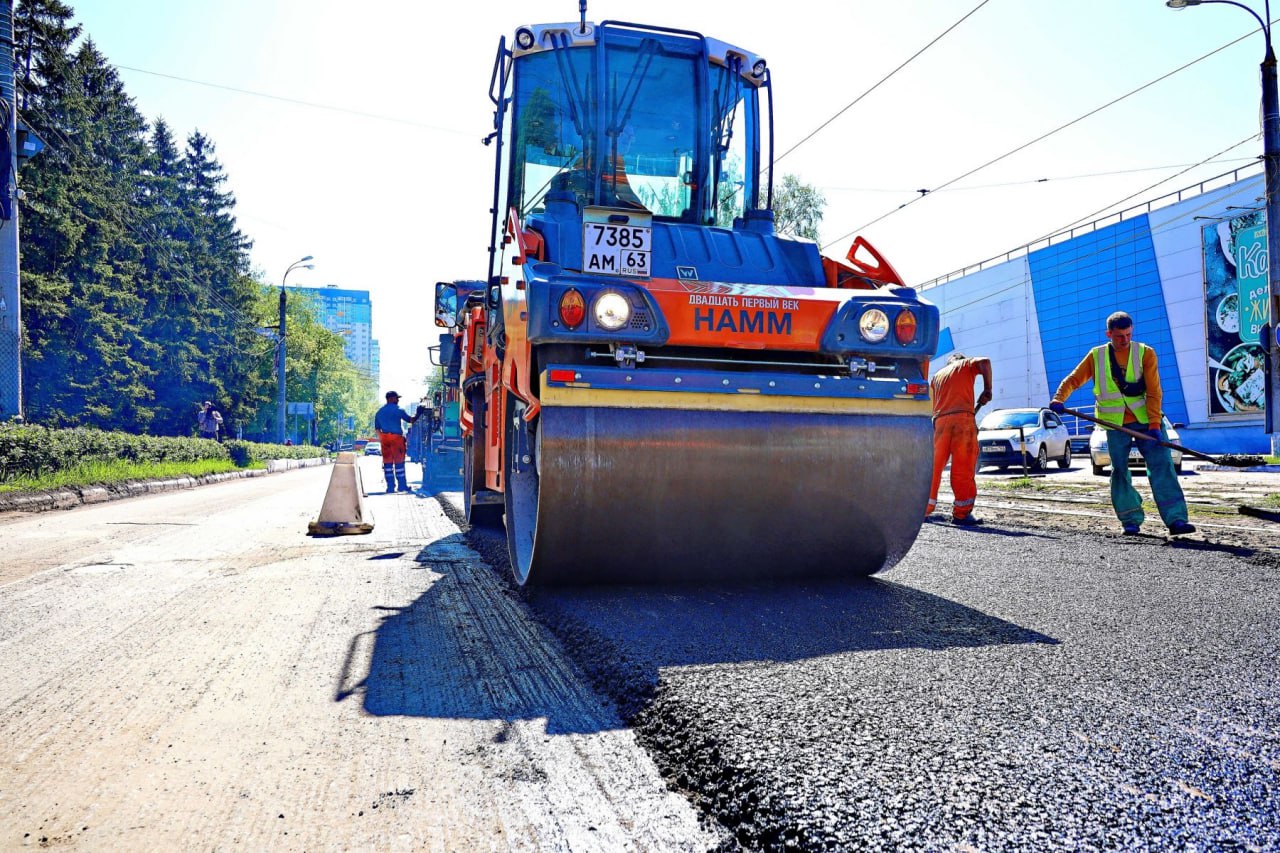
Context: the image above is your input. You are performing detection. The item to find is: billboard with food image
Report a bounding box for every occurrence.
[1203,212,1267,418]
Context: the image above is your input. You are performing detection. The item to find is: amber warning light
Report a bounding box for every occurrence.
[559,289,586,328]
[894,309,917,345]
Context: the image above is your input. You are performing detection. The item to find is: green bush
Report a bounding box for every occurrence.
[0,424,326,483]
[223,439,327,464]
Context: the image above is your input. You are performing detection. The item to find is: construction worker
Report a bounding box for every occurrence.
[1050,311,1194,536]
[927,353,993,526]
[375,391,421,494]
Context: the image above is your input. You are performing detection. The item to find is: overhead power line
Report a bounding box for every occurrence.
[921,157,1261,291]
[821,22,1272,251]
[1021,133,1261,247]
[821,157,1260,194]
[774,0,993,168]
[112,63,474,136]
[921,174,1263,318]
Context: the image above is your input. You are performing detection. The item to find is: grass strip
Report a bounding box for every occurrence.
[987,477,1095,494]
[0,458,263,494]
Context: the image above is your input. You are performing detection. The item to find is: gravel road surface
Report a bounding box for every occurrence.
[0,461,721,851]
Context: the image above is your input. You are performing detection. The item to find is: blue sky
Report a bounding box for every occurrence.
[70,0,1270,401]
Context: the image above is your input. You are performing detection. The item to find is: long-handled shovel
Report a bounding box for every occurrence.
[1060,406,1259,468]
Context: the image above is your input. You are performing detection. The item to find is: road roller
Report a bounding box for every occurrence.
[434,13,940,585]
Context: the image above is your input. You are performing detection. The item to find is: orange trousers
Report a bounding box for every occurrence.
[927,413,978,519]
[379,433,407,465]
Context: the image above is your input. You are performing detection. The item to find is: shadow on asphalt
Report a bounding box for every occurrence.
[337,530,623,734]
[922,518,1058,539]
[342,488,1057,734]
[530,575,1058,664]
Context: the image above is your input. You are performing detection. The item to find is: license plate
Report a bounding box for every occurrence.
[982,443,1003,450]
[583,208,652,277]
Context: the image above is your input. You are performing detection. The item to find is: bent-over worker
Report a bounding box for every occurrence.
[927,353,992,526]
[375,390,422,494]
[1050,311,1194,536]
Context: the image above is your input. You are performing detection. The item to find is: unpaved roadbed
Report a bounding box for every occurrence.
[0,462,721,851]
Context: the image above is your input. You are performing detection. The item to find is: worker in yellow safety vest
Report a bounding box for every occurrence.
[1050,311,1194,536]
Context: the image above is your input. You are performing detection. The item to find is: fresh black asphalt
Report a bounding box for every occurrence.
[446,493,1280,851]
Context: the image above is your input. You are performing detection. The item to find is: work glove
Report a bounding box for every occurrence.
[1142,425,1163,442]
[1048,400,1065,414]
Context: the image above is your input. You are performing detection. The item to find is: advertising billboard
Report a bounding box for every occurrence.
[1203,213,1267,419]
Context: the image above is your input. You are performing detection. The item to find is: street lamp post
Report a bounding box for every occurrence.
[280,255,314,444]
[1169,0,1280,444]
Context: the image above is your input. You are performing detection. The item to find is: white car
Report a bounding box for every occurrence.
[1088,415,1183,476]
[977,408,1073,472]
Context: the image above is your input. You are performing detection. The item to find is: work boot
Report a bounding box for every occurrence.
[1122,524,1141,536]
[952,515,982,527]
[1168,521,1196,536]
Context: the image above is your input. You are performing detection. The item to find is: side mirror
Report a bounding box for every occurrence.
[487,282,501,309]
[434,282,458,328]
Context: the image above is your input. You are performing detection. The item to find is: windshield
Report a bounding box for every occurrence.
[512,42,702,219]
[510,35,763,224]
[980,411,1039,430]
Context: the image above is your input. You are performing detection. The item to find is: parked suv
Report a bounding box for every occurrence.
[1088,415,1183,476]
[977,408,1073,471]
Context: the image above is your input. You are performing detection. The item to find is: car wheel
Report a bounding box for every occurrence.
[1092,463,1106,476]
[1057,444,1072,469]
[1032,445,1049,472]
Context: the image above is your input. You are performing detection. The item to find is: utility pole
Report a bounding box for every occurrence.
[0,0,21,422]
[278,256,313,444]
[277,286,286,444]
[1263,33,1280,448]
[1167,0,1280,452]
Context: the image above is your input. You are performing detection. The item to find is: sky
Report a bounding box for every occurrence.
[69,0,1274,402]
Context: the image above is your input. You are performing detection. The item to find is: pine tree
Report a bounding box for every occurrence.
[18,36,156,428]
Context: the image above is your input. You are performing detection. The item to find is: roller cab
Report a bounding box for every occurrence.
[436,18,939,585]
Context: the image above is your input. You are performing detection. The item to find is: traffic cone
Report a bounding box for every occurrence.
[308,451,374,536]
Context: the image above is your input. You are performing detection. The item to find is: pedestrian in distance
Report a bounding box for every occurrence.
[197,401,224,441]
[375,391,423,494]
[926,353,992,526]
[1050,311,1194,536]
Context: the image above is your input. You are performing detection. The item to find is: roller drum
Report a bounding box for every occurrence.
[509,405,933,585]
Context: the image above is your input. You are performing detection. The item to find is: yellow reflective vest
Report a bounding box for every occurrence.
[1091,342,1148,426]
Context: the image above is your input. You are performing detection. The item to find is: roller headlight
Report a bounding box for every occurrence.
[858,308,890,343]
[515,28,536,50]
[594,292,631,331]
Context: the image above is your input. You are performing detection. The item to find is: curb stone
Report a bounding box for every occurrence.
[0,456,331,515]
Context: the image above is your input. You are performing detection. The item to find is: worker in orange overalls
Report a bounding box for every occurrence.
[375,390,422,494]
[926,353,993,526]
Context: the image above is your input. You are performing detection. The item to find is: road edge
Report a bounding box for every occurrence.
[0,456,331,514]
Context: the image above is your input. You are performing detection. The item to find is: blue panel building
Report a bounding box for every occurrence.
[920,166,1266,454]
